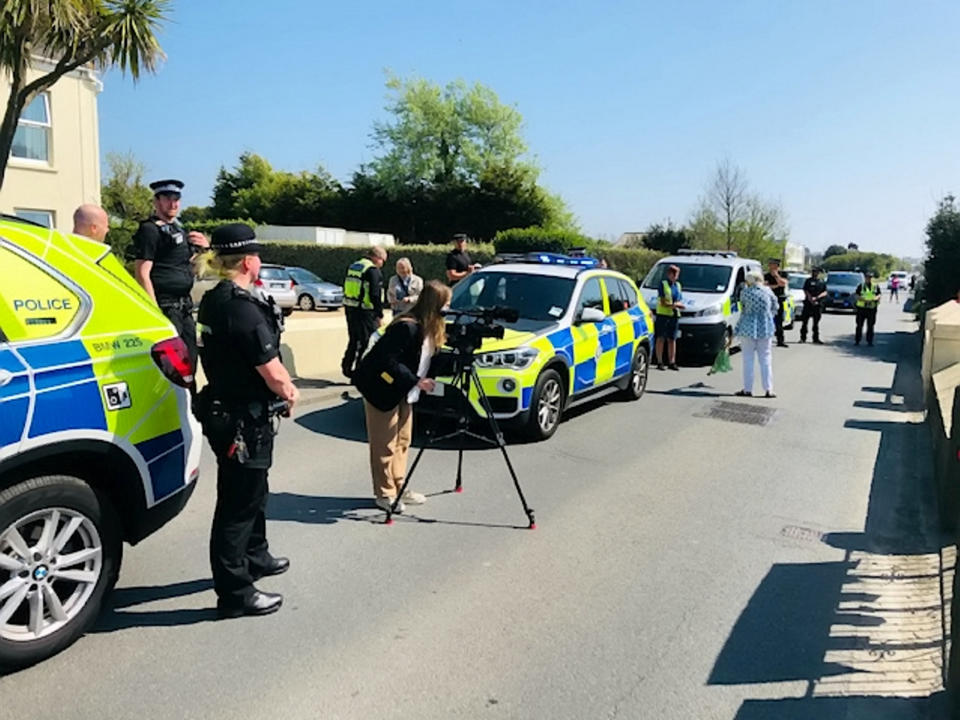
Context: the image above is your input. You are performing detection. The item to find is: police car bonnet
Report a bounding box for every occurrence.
[211,223,265,255]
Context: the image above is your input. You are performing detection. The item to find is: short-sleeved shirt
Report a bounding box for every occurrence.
[446,249,472,284]
[764,272,786,299]
[131,216,195,298]
[658,280,683,317]
[197,280,280,406]
[803,277,827,301]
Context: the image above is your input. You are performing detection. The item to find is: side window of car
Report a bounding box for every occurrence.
[733,267,746,302]
[0,245,83,342]
[604,277,628,314]
[617,279,638,310]
[576,277,604,316]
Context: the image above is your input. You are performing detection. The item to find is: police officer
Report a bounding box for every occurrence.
[764,258,789,348]
[196,223,299,618]
[445,233,480,285]
[799,266,827,344]
[131,180,209,369]
[341,245,387,379]
[854,271,881,347]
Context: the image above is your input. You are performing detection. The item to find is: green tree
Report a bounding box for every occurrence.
[0,0,169,189]
[923,194,960,305]
[101,151,152,221]
[688,194,787,262]
[640,222,691,254]
[824,244,847,259]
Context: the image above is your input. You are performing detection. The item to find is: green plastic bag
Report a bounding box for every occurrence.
[708,348,732,375]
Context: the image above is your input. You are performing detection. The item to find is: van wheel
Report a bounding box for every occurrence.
[0,475,120,671]
[619,346,649,400]
[525,369,565,440]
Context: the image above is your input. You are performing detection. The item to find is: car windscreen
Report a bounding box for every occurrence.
[827,272,862,285]
[259,267,286,280]
[450,272,575,323]
[788,275,808,290]
[290,268,322,284]
[643,262,732,294]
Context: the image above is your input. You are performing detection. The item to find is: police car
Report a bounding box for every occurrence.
[434,253,654,440]
[0,216,201,669]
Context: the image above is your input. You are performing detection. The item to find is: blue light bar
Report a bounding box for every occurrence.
[529,252,600,267]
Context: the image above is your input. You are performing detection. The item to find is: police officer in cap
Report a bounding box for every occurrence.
[196,223,298,618]
[131,179,209,369]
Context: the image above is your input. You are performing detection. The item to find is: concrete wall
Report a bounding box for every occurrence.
[0,60,102,231]
[257,224,396,247]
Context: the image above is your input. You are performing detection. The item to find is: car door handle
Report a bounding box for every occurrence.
[0,369,12,387]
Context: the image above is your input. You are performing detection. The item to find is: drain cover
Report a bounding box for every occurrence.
[693,400,777,426]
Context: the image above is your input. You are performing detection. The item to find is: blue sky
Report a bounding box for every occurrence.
[99,0,960,257]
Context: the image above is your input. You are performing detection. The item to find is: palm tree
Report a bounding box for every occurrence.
[0,0,169,189]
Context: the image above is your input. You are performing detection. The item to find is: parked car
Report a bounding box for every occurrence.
[824,271,865,311]
[787,272,810,319]
[286,266,344,311]
[255,264,296,315]
[0,215,201,669]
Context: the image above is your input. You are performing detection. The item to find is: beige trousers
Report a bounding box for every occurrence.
[364,399,413,499]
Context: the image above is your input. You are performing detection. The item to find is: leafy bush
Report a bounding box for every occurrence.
[599,247,666,284]
[493,226,596,254]
[924,195,960,306]
[820,251,900,278]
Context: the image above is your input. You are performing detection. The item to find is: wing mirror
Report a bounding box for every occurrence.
[578,307,606,324]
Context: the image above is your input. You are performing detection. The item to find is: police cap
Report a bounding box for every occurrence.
[211,223,264,255]
[150,179,184,197]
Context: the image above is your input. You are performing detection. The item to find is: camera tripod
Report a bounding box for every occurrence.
[384,351,536,529]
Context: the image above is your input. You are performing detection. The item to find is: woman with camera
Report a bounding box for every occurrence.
[354,279,452,513]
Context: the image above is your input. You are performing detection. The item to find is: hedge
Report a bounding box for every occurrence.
[258,242,663,287]
[493,226,597,254]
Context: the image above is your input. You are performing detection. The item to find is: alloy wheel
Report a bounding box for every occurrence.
[537,378,563,434]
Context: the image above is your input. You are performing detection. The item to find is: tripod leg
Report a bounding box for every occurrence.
[455,447,464,493]
[386,444,427,525]
[471,367,536,529]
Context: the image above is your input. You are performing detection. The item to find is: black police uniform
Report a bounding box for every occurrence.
[800,275,827,343]
[195,224,287,616]
[764,270,787,346]
[131,180,200,368]
[446,247,472,285]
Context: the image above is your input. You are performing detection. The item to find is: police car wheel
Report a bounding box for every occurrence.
[0,475,120,671]
[298,294,315,311]
[527,369,564,440]
[620,346,649,400]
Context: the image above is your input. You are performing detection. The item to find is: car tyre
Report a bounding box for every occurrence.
[619,345,650,401]
[525,368,565,441]
[298,294,315,311]
[0,475,121,672]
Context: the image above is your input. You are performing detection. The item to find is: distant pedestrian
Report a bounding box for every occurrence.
[341,246,387,379]
[799,267,827,344]
[764,258,789,348]
[735,270,778,398]
[654,264,684,371]
[387,257,423,315]
[910,275,917,292]
[72,204,109,242]
[889,275,900,302]
[854,271,881,347]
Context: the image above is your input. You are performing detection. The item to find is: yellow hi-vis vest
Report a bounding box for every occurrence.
[343,258,375,309]
[856,281,880,309]
[656,280,681,317]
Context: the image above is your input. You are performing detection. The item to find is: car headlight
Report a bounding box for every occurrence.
[696,305,722,317]
[476,347,539,370]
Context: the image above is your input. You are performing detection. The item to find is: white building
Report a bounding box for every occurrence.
[784,241,806,270]
[256,225,396,247]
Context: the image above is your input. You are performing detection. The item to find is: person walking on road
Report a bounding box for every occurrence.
[854,271,881,347]
[889,275,900,302]
[800,266,827,344]
[341,246,387,379]
[764,258,789,348]
[735,270,778,398]
[387,257,423,315]
[654,264,684,371]
[354,280,452,513]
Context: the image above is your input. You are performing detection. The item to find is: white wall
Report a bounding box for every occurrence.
[256,224,396,247]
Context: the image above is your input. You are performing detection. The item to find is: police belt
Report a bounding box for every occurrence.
[157,295,193,311]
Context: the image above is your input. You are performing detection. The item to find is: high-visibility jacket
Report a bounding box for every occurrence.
[856,281,880,309]
[343,258,375,309]
[656,280,682,317]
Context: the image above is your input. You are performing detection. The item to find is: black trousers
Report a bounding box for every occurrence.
[800,303,822,342]
[855,307,877,345]
[210,457,273,604]
[342,307,379,376]
[159,298,197,371]
[774,300,785,345]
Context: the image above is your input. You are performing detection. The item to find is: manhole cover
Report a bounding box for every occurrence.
[780,525,824,543]
[693,400,777,426]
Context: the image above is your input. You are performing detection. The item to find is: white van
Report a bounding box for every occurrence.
[641,251,763,358]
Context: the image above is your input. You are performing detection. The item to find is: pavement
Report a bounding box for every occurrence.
[0,299,951,720]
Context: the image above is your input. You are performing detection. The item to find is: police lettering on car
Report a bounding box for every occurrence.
[195,223,299,619]
[130,179,209,369]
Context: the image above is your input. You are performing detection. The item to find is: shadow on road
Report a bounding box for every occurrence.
[707,327,953,718]
[267,492,375,524]
[94,579,217,632]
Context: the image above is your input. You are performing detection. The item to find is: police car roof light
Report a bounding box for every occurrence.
[675,249,739,258]
[493,252,600,268]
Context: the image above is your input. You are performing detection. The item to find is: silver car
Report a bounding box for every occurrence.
[257,263,297,315]
[287,266,344,311]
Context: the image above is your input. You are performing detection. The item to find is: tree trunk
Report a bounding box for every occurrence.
[0,82,27,192]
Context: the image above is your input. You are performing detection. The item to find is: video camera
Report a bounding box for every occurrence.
[442,306,519,357]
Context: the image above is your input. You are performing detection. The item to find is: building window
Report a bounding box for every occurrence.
[13,209,54,228]
[11,93,51,162]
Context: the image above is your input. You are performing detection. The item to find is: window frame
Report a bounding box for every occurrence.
[11,92,52,164]
[13,209,54,228]
[616,278,639,309]
[575,276,605,317]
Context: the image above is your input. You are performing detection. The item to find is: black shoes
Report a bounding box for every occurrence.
[217,590,283,619]
[813,339,824,345]
[777,342,789,348]
[253,556,290,579]
[799,338,806,343]
[656,363,665,371]
[668,364,680,371]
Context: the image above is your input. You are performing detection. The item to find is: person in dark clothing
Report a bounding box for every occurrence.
[764,258,789,348]
[800,267,828,344]
[195,224,299,619]
[341,246,387,379]
[854,271,881,346]
[131,179,209,369]
[445,233,480,285]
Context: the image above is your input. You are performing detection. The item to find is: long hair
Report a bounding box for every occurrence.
[395,279,451,349]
